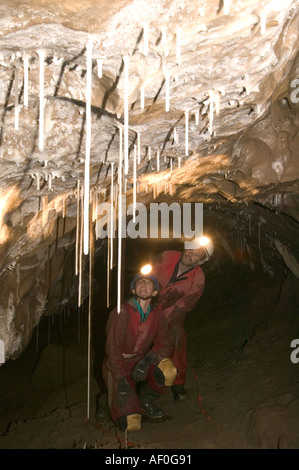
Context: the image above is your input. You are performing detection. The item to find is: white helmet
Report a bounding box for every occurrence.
[197,236,214,263]
[201,236,214,259]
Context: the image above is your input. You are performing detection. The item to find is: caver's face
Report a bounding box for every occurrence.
[133,278,157,299]
[180,248,207,267]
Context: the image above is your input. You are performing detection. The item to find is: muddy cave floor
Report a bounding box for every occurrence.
[0,262,299,450]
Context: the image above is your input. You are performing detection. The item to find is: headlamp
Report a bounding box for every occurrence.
[140,264,152,275]
[199,236,210,247]
[189,235,214,262]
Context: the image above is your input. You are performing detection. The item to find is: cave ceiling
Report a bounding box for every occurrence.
[0,0,299,361]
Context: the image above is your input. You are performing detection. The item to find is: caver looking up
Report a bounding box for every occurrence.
[100,270,177,432]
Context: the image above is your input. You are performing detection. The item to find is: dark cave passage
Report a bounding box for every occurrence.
[0,231,298,449]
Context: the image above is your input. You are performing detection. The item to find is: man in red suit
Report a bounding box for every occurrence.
[152,237,214,401]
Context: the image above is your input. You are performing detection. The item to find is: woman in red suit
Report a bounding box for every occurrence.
[102,271,177,432]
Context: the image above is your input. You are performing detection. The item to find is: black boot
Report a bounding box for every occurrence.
[171,384,186,401]
[138,383,165,419]
[95,393,110,423]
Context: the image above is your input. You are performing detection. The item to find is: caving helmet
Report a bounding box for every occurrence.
[130,264,159,292]
[189,236,214,263]
[199,236,214,260]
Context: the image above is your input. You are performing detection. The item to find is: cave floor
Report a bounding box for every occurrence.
[0,262,299,450]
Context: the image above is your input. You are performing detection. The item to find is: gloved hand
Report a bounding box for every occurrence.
[131,353,156,383]
[115,377,133,408]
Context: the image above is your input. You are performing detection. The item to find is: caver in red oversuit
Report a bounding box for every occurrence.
[101,272,177,432]
[152,243,213,401]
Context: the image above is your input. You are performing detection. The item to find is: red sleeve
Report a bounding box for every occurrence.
[105,306,129,380]
[152,250,180,269]
[152,250,181,288]
[164,269,205,323]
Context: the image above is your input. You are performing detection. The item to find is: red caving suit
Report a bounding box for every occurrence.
[102,298,172,424]
[152,251,205,385]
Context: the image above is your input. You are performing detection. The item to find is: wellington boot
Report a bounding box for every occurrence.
[171,384,186,401]
[138,382,165,419]
[140,397,165,418]
[95,393,110,424]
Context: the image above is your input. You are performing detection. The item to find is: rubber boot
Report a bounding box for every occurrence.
[138,383,165,419]
[95,393,110,424]
[171,384,186,401]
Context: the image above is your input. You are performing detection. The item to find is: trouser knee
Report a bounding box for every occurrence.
[154,358,177,386]
[116,413,142,432]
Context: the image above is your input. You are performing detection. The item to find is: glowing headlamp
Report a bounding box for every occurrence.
[199,236,210,247]
[130,264,159,291]
[140,264,152,275]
